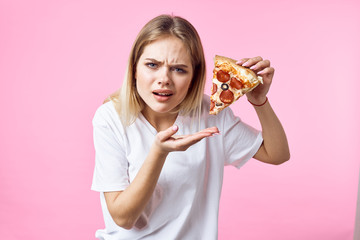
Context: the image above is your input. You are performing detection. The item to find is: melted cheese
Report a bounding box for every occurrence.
[210,57,263,115]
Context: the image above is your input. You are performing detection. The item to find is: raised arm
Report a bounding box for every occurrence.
[237,57,290,165]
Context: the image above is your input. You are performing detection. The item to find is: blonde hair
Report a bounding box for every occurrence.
[107,14,206,126]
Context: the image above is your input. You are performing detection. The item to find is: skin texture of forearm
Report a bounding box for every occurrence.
[104,146,168,229]
[253,100,290,165]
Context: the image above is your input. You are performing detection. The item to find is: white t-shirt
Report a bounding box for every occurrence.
[91,96,263,240]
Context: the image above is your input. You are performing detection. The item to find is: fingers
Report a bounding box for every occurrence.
[198,126,219,134]
[257,66,275,76]
[173,127,220,150]
[236,57,273,75]
[249,59,270,71]
[173,127,219,140]
[156,125,178,142]
[178,127,219,138]
[236,58,250,65]
[173,131,213,151]
[237,56,263,67]
[236,56,274,99]
[156,126,220,152]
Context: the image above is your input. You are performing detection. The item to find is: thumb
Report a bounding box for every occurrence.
[157,125,178,142]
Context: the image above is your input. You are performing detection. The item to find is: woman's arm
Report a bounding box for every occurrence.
[104,125,219,229]
[237,56,290,165]
[250,100,290,165]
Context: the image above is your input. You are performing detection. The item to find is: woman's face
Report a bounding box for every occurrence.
[135,36,193,117]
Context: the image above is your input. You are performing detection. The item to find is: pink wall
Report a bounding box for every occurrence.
[1,0,359,239]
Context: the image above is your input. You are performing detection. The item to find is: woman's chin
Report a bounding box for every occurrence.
[144,104,179,116]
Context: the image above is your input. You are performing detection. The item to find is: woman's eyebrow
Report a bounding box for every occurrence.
[171,64,189,69]
[144,58,189,68]
[144,58,162,64]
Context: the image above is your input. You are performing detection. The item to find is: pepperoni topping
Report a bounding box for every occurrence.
[210,100,215,111]
[211,83,217,95]
[216,70,230,83]
[230,77,243,90]
[220,90,234,104]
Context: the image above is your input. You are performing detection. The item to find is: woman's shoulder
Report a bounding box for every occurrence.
[92,100,120,126]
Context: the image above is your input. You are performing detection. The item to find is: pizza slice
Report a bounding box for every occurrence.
[209,55,263,115]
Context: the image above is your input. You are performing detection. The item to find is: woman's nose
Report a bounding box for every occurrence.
[158,67,171,86]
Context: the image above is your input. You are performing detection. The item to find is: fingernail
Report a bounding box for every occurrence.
[242,62,250,67]
[250,65,256,70]
[172,125,178,131]
[210,132,220,137]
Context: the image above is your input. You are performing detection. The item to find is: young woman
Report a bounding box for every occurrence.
[91,14,290,240]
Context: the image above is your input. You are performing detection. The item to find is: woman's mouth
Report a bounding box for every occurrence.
[152,90,173,101]
[153,92,172,96]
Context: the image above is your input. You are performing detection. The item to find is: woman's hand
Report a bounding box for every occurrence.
[152,125,219,155]
[236,56,274,105]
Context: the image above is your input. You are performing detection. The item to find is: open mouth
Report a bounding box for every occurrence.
[153,92,173,96]
[152,89,174,97]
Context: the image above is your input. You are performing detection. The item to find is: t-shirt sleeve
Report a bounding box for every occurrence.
[91,105,130,192]
[222,108,263,168]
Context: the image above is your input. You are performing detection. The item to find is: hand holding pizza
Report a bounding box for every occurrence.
[210,55,273,114]
[237,56,274,106]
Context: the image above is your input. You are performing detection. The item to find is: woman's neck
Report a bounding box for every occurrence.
[141,107,178,132]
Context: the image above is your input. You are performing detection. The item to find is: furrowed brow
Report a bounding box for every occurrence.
[144,58,189,68]
[145,58,162,64]
[171,64,189,69]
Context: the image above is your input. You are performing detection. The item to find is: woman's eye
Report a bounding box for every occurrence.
[146,63,157,68]
[173,67,186,73]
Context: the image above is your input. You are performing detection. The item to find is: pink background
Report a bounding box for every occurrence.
[1,0,359,239]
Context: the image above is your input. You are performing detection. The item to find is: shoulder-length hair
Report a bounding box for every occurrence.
[107,14,206,126]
